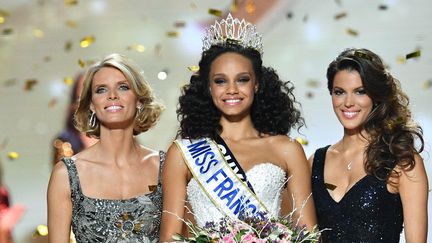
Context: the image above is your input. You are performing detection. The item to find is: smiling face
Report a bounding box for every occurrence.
[331,69,373,133]
[208,52,258,120]
[90,67,139,130]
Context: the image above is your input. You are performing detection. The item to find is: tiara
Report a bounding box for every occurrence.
[202,13,264,55]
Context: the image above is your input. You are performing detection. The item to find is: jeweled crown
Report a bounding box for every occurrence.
[202,13,264,55]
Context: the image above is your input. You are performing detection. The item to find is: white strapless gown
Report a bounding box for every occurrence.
[186,163,287,227]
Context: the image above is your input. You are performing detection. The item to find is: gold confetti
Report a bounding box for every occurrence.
[64,40,73,51]
[295,137,309,145]
[65,20,77,28]
[306,79,320,88]
[166,31,180,38]
[174,21,186,28]
[127,44,146,53]
[188,65,199,72]
[78,59,86,68]
[34,225,48,237]
[24,79,38,91]
[32,28,44,38]
[345,28,358,36]
[306,91,314,99]
[148,185,157,192]
[396,55,406,64]
[64,0,78,6]
[334,12,347,20]
[64,77,73,85]
[325,183,337,191]
[286,12,293,19]
[8,151,19,160]
[208,9,223,17]
[245,0,256,14]
[48,98,57,108]
[406,50,421,60]
[2,28,13,35]
[80,35,95,48]
[378,4,388,10]
[0,9,9,24]
[422,80,432,90]
[0,16,5,24]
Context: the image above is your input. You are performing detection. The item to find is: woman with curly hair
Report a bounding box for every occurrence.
[310,48,428,242]
[47,53,165,242]
[160,14,317,241]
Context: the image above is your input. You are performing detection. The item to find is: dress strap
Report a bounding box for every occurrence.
[157,151,166,184]
[312,145,331,182]
[61,157,83,202]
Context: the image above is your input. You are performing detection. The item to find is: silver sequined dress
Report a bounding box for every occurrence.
[62,151,165,243]
[186,163,286,227]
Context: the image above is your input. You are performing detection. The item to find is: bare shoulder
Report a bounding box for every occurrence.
[50,159,69,182]
[266,135,305,156]
[48,159,71,196]
[139,146,162,170]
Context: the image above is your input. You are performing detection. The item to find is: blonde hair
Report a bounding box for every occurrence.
[74,53,164,138]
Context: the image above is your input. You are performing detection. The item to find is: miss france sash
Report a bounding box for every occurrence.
[175,137,269,220]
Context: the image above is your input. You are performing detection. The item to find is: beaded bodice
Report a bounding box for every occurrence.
[311,146,403,242]
[62,151,165,243]
[186,163,286,227]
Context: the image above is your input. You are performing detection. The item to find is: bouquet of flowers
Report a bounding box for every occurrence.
[172,212,321,243]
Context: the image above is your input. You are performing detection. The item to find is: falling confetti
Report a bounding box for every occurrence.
[166,31,180,38]
[306,79,320,88]
[422,80,432,90]
[148,185,157,192]
[208,9,223,17]
[8,151,19,160]
[127,44,146,53]
[0,9,9,24]
[396,55,406,64]
[64,0,78,6]
[32,28,44,38]
[64,40,73,51]
[174,21,186,28]
[154,43,162,57]
[405,50,421,60]
[378,4,388,10]
[48,98,57,108]
[64,77,73,86]
[345,28,358,36]
[295,137,309,145]
[325,183,337,191]
[286,11,293,19]
[334,12,347,20]
[78,59,85,68]
[65,20,77,28]
[24,79,38,91]
[2,28,13,35]
[34,224,49,237]
[80,35,95,48]
[188,65,199,72]
[306,91,314,99]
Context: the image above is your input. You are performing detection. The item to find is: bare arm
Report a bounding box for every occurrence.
[280,139,317,229]
[160,143,189,242]
[399,154,428,243]
[47,161,73,243]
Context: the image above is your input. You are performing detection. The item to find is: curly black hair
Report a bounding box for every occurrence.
[327,48,424,180]
[177,43,304,139]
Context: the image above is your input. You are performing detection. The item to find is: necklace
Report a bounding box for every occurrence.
[346,161,353,170]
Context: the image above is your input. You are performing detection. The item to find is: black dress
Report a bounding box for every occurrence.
[311,146,403,243]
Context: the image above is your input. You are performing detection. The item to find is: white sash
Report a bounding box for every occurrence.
[175,138,269,220]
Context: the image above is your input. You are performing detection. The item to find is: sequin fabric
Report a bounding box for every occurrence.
[187,163,286,227]
[62,151,165,243]
[311,146,403,242]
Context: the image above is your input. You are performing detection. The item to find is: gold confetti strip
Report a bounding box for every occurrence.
[65,20,77,28]
[126,44,146,53]
[378,4,388,10]
[2,28,13,35]
[345,28,358,36]
[48,98,57,108]
[8,151,19,160]
[148,185,157,192]
[396,55,406,64]
[80,35,95,48]
[154,43,162,57]
[295,137,309,145]
[64,40,73,51]
[406,50,421,60]
[78,59,86,68]
[166,31,180,38]
[422,80,432,90]
[208,9,223,17]
[188,65,199,72]
[24,79,38,91]
[174,21,186,28]
[334,12,347,20]
[354,50,373,61]
[64,0,78,6]
[325,183,337,191]
[286,12,293,19]
[64,77,73,85]
[0,9,9,24]
[34,225,49,237]
[306,91,314,99]
[33,28,44,38]
[306,79,320,88]
[245,0,256,14]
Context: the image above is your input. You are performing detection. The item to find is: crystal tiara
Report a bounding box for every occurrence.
[202,13,264,55]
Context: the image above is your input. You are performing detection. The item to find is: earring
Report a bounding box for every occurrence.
[89,111,97,129]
